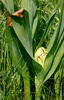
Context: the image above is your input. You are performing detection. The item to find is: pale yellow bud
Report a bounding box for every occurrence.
[35,47,47,67]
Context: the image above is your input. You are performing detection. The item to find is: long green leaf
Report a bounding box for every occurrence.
[36,11,56,50]
[47,3,64,52]
[12,11,33,58]
[7,27,31,100]
[22,0,38,38]
[1,0,14,14]
[43,3,64,76]
[44,40,64,82]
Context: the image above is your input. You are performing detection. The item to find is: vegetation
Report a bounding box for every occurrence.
[0,0,64,100]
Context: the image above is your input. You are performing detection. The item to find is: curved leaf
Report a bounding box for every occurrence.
[36,11,56,50]
[1,0,14,14]
[22,0,38,38]
[44,40,64,82]
[7,27,31,100]
[12,11,33,58]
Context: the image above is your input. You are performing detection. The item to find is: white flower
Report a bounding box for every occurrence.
[35,47,47,67]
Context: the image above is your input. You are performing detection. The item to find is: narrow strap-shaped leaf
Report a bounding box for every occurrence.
[22,0,37,28]
[54,64,62,100]
[7,27,31,100]
[32,13,38,39]
[43,3,64,75]
[1,0,14,14]
[44,41,64,82]
[47,3,64,53]
[22,0,38,38]
[53,0,64,11]
[43,31,64,82]
[36,11,56,50]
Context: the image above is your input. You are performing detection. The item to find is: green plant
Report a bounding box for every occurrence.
[0,0,64,100]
